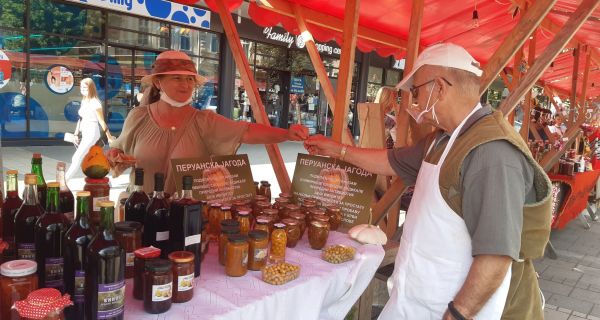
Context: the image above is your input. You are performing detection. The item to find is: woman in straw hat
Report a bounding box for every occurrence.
[108,51,308,194]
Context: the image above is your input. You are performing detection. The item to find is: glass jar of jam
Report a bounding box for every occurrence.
[282,219,301,248]
[0,260,38,320]
[208,203,222,241]
[247,231,268,271]
[133,246,161,300]
[237,210,251,235]
[288,212,307,239]
[219,225,240,266]
[313,213,330,224]
[13,288,72,320]
[269,223,287,263]
[144,259,173,314]
[231,200,248,219]
[168,251,195,303]
[219,205,233,224]
[310,208,327,223]
[114,221,142,279]
[254,218,270,237]
[326,206,342,231]
[308,221,329,250]
[225,235,249,277]
[255,215,275,235]
[262,208,280,223]
[83,177,110,229]
[272,197,290,211]
[282,204,301,221]
[278,193,293,202]
[254,201,271,217]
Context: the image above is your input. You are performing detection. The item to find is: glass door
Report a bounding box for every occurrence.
[255,68,289,128]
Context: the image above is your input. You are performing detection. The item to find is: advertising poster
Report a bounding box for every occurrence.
[291,154,377,227]
[171,154,255,203]
[46,65,74,94]
[0,50,12,89]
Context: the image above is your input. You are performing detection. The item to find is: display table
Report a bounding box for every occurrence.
[549,170,600,229]
[125,231,385,320]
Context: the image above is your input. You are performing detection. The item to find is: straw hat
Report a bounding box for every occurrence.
[141,50,206,87]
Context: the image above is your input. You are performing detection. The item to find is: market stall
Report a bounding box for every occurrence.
[549,170,600,229]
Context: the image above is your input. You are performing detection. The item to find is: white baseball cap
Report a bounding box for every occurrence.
[396,43,483,90]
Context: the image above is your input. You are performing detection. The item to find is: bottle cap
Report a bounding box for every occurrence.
[1,260,37,277]
[47,182,60,188]
[24,174,38,185]
[7,169,18,175]
[134,246,161,259]
[134,168,144,186]
[76,191,91,197]
[98,200,115,208]
[154,172,165,192]
[32,153,42,159]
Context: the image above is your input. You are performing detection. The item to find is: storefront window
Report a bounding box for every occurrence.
[0,30,27,138]
[385,70,401,86]
[367,66,383,102]
[0,0,25,29]
[108,13,169,49]
[31,0,103,39]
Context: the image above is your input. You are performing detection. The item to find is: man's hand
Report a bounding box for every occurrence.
[287,124,309,141]
[303,134,344,158]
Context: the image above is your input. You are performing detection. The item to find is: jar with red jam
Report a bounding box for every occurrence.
[0,260,38,320]
[282,219,301,248]
[282,204,301,221]
[13,288,72,320]
[288,212,307,239]
[325,206,342,231]
[143,259,173,314]
[83,177,110,228]
[272,197,290,211]
[168,251,195,303]
[308,221,329,250]
[133,246,161,300]
[262,208,280,223]
[114,221,142,279]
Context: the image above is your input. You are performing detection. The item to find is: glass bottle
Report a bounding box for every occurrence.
[31,153,47,208]
[56,162,75,223]
[169,176,203,277]
[14,174,44,262]
[144,173,170,257]
[85,201,126,320]
[63,191,94,320]
[2,170,23,251]
[35,182,69,292]
[124,168,150,225]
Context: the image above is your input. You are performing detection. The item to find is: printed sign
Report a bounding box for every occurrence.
[46,65,74,94]
[171,154,255,203]
[290,76,305,94]
[0,50,12,89]
[263,27,341,56]
[64,0,211,30]
[291,154,377,227]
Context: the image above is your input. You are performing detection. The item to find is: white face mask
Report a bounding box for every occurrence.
[158,81,193,108]
[407,82,440,125]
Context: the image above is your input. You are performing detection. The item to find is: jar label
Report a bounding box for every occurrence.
[74,270,85,303]
[97,280,125,319]
[126,252,135,267]
[185,234,201,247]
[17,243,36,260]
[93,196,110,212]
[254,248,267,262]
[45,257,64,289]
[177,273,194,292]
[152,282,173,302]
[156,231,170,241]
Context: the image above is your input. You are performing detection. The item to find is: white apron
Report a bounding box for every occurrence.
[379,105,511,320]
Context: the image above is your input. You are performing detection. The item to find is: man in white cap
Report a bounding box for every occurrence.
[304,43,552,319]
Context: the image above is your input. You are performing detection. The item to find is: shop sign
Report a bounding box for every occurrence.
[392,59,405,70]
[65,0,211,30]
[290,76,305,94]
[171,154,255,203]
[262,27,341,56]
[0,50,12,89]
[45,65,74,94]
[291,154,377,227]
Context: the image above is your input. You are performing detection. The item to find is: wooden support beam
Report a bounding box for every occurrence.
[331,0,360,143]
[499,0,600,116]
[479,0,556,95]
[578,48,592,122]
[293,4,355,146]
[529,125,542,141]
[540,115,587,171]
[255,0,406,51]
[569,45,581,124]
[500,71,513,91]
[540,17,600,71]
[215,0,291,192]
[396,0,425,149]
[520,32,537,141]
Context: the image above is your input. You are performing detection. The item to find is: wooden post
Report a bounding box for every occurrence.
[569,45,581,124]
[331,0,360,143]
[577,48,592,122]
[293,4,355,145]
[499,0,600,116]
[520,32,537,141]
[479,0,557,95]
[215,0,292,192]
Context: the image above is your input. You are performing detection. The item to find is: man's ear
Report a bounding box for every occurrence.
[435,77,449,102]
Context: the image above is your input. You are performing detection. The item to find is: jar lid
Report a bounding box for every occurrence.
[248,230,268,240]
[263,208,279,215]
[237,210,250,216]
[274,223,286,229]
[256,201,271,207]
[115,221,142,232]
[289,212,306,220]
[84,177,110,183]
[274,198,289,203]
[14,288,73,319]
[221,205,231,210]
[282,218,298,226]
[168,251,195,263]
[284,204,301,210]
[134,246,161,259]
[279,192,292,198]
[210,202,222,207]
[222,226,240,234]
[145,259,172,272]
[1,259,37,277]
[310,208,326,215]
[254,195,267,201]
[228,234,248,243]
[221,219,240,228]
[255,218,269,224]
[311,220,329,228]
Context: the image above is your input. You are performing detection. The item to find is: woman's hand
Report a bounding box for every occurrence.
[287,124,309,141]
[303,134,344,158]
[107,133,116,145]
[106,148,136,178]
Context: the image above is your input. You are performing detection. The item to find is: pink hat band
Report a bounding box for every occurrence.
[152,58,198,75]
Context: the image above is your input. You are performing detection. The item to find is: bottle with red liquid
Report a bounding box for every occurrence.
[14,174,44,261]
[2,170,23,251]
[144,173,170,257]
[31,153,47,208]
[124,168,149,225]
[56,162,75,223]
[169,176,202,277]
[35,182,69,293]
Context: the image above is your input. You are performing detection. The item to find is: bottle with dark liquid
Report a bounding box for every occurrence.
[14,174,44,261]
[31,153,47,208]
[2,170,23,250]
[86,201,126,320]
[57,162,75,223]
[64,191,94,320]
[169,175,203,277]
[124,168,149,225]
[35,182,69,292]
[144,173,170,257]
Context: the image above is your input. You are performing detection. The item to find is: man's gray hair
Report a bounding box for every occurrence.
[443,67,481,98]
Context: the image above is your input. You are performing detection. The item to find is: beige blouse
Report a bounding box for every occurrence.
[111,106,249,194]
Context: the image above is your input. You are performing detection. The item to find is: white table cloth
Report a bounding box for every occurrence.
[124,231,384,320]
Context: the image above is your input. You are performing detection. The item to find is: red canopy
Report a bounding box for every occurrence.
[190,0,600,101]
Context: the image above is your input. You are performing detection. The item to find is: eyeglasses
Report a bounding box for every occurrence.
[408,77,453,100]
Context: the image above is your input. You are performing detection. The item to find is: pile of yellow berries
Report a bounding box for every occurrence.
[262,262,301,285]
[322,245,356,264]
